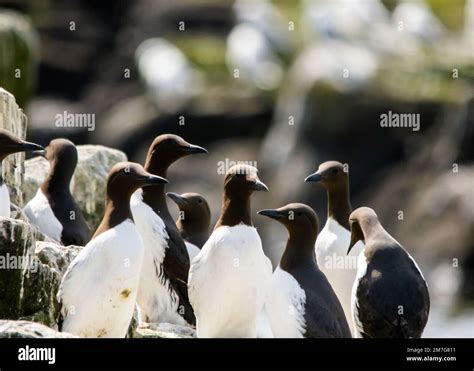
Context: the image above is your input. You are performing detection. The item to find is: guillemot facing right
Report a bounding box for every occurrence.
[258,203,351,338]
[348,207,430,338]
[188,164,272,338]
[0,129,44,218]
[58,162,168,338]
[130,134,207,326]
[166,192,211,260]
[305,161,364,333]
[23,138,90,246]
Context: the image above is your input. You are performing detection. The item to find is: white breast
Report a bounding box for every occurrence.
[188,224,273,338]
[23,189,63,242]
[130,190,184,325]
[185,241,200,261]
[351,250,368,338]
[315,218,364,334]
[0,182,10,218]
[58,220,144,338]
[266,266,306,338]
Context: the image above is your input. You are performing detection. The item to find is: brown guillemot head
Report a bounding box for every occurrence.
[258,203,319,246]
[215,164,268,228]
[167,192,211,247]
[305,160,352,230]
[107,162,169,201]
[258,203,319,268]
[224,164,268,198]
[93,162,168,239]
[347,207,379,254]
[0,129,44,162]
[304,161,348,190]
[144,134,207,176]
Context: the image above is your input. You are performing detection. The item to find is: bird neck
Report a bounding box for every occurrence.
[93,196,132,239]
[141,164,173,223]
[41,166,73,195]
[280,234,317,271]
[215,193,252,229]
[326,183,352,230]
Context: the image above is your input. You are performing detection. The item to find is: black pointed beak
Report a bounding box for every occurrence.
[166,192,187,206]
[305,172,322,182]
[252,179,268,192]
[13,141,44,153]
[142,175,168,186]
[257,209,285,220]
[183,144,208,154]
[347,221,362,255]
[347,236,357,255]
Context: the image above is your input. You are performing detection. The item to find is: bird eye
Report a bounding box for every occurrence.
[236,173,244,178]
[198,199,203,203]
[332,168,338,174]
[297,213,302,216]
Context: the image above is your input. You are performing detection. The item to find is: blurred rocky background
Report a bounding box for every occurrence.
[0,0,472,337]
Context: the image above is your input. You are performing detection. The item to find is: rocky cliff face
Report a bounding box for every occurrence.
[0,88,191,338]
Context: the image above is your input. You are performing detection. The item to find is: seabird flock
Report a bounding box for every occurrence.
[0,128,430,338]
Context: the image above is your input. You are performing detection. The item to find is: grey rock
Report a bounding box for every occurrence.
[134,322,196,338]
[0,320,76,338]
[0,88,28,209]
[0,218,36,319]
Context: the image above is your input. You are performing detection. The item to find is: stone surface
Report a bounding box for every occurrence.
[0,88,28,209]
[24,144,127,230]
[35,241,82,275]
[0,217,80,327]
[19,241,82,327]
[0,320,76,338]
[0,218,36,319]
[133,322,196,339]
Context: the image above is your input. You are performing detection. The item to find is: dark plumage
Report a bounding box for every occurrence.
[348,207,430,338]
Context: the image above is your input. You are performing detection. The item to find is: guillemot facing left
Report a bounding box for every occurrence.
[348,207,430,338]
[130,134,207,326]
[188,164,272,338]
[58,162,168,338]
[0,129,44,218]
[258,203,351,338]
[23,139,90,246]
[166,192,211,261]
[305,161,364,333]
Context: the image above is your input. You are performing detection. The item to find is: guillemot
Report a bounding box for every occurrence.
[258,203,351,338]
[166,192,211,261]
[130,134,207,326]
[188,164,272,338]
[23,138,90,245]
[348,207,430,338]
[0,129,43,218]
[57,162,168,338]
[305,160,363,333]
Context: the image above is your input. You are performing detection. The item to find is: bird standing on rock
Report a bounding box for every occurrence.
[57,162,168,338]
[188,164,272,338]
[166,192,211,261]
[258,203,351,338]
[0,129,44,218]
[348,207,430,338]
[305,161,364,333]
[24,138,90,246]
[130,134,207,326]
